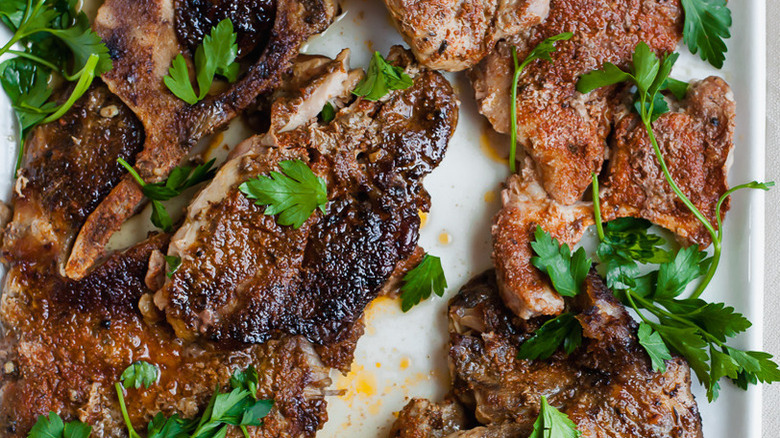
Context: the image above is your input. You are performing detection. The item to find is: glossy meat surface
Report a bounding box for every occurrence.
[1,82,143,271]
[600,77,735,246]
[0,235,332,437]
[444,270,703,437]
[381,0,550,71]
[155,48,459,345]
[469,0,683,204]
[65,0,336,279]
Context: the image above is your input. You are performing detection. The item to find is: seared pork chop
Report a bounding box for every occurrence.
[390,270,702,437]
[154,47,459,345]
[599,77,735,246]
[0,235,333,438]
[381,0,550,71]
[1,82,144,272]
[65,0,337,280]
[469,0,683,204]
[492,160,593,319]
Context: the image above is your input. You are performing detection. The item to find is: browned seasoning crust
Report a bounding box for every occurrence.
[469,0,683,205]
[0,234,333,437]
[65,0,337,280]
[155,48,459,346]
[390,269,702,437]
[1,82,143,270]
[600,77,735,246]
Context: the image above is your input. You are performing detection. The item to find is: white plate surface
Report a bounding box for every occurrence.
[0,0,767,436]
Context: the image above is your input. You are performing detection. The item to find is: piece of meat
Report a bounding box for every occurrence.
[1,81,144,272]
[492,159,593,319]
[64,0,337,280]
[0,235,332,437]
[154,47,459,345]
[469,0,683,204]
[389,398,468,438]
[444,270,703,437]
[381,0,550,71]
[599,77,735,246]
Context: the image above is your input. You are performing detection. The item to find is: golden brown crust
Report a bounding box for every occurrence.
[469,0,683,205]
[445,270,703,438]
[600,77,735,246]
[65,0,337,280]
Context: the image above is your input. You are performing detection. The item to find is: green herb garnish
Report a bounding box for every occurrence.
[115,366,273,438]
[508,32,572,172]
[238,159,328,229]
[163,18,239,104]
[399,254,448,312]
[680,0,732,68]
[28,412,92,438]
[517,312,582,360]
[352,51,413,101]
[165,255,181,278]
[0,0,112,170]
[528,396,581,438]
[121,361,159,389]
[117,157,217,232]
[530,226,591,298]
[320,101,335,123]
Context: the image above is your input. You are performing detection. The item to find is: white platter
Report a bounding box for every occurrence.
[0,0,767,436]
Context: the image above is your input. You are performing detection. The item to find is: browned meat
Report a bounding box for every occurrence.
[0,235,332,437]
[599,77,735,246]
[390,398,468,438]
[174,0,276,59]
[64,0,337,280]
[1,82,144,272]
[492,160,593,319]
[153,47,459,345]
[441,270,702,437]
[469,0,683,205]
[382,0,550,71]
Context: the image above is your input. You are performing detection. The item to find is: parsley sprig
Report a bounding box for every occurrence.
[239,159,328,229]
[114,363,273,438]
[680,0,732,68]
[508,32,572,172]
[530,226,591,298]
[399,254,448,312]
[163,18,239,104]
[118,157,217,232]
[528,396,581,438]
[0,0,112,170]
[28,412,92,438]
[352,51,413,101]
[121,361,159,389]
[517,312,582,360]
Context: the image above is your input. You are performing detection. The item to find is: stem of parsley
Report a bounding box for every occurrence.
[591,173,605,241]
[41,54,99,124]
[509,47,521,173]
[117,157,147,187]
[114,383,142,438]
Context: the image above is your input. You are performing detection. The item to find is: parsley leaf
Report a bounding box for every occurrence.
[528,396,581,438]
[517,313,582,360]
[239,159,328,229]
[163,18,239,104]
[146,413,189,438]
[637,322,672,372]
[399,254,448,312]
[29,412,92,438]
[320,102,335,123]
[509,32,572,172]
[120,361,159,389]
[530,226,591,298]
[230,366,259,400]
[165,255,181,278]
[352,51,413,101]
[0,0,112,170]
[680,0,731,68]
[118,158,217,232]
[653,246,708,299]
